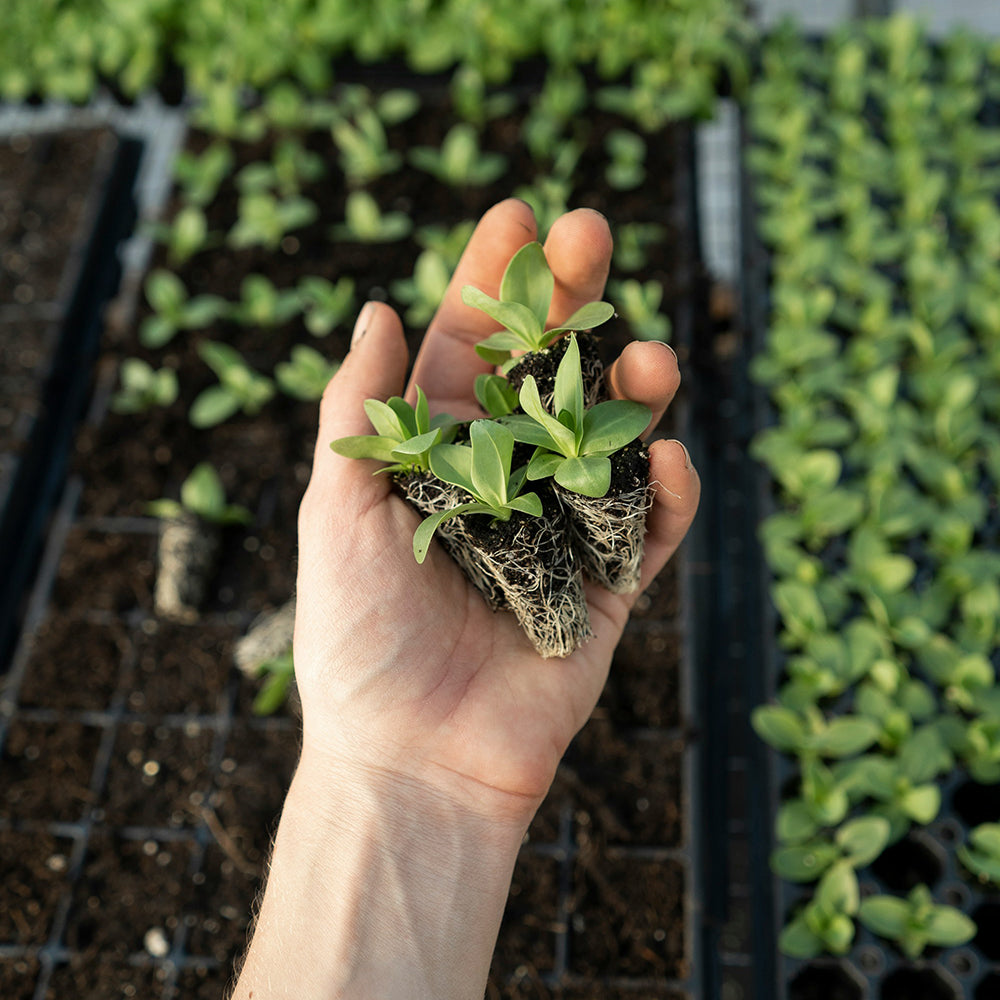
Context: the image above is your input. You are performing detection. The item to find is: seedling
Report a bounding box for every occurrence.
[331,191,412,243]
[608,278,672,342]
[229,274,303,328]
[140,270,226,349]
[330,104,402,186]
[779,861,860,958]
[189,342,275,428]
[228,191,318,251]
[504,335,650,498]
[147,204,212,265]
[275,345,340,401]
[409,123,507,187]
[148,462,251,526]
[330,386,457,475]
[252,648,295,716]
[474,374,519,417]
[412,420,543,564]
[604,128,646,191]
[465,242,614,366]
[858,884,975,958]
[391,248,452,326]
[298,275,356,337]
[236,137,325,199]
[959,823,1000,886]
[771,816,891,883]
[173,141,234,207]
[111,359,178,414]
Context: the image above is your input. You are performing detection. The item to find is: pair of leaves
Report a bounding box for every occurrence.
[464,242,614,363]
[147,462,251,526]
[502,335,650,497]
[858,885,975,959]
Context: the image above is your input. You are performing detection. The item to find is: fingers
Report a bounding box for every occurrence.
[605,341,681,436]
[306,302,409,505]
[543,208,614,326]
[637,438,700,593]
[410,199,538,414]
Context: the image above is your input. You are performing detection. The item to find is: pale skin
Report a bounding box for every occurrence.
[229,199,700,1000]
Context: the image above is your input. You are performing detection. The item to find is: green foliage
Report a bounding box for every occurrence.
[409,124,507,188]
[298,276,356,337]
[229,275,303,328]
[140,270,226,349]
[331,191,412,243]
[190,342,275,427]
[173,141,235,207]
[275,345,341,401]
[329,387,457,475]
[147,204,213,265]
[111,359,178,414]
[779,862,859,958]
[252,648,295,716]
[603,129,646,191]
[608,278,671,342]
[147,461,252,526]
[465,242,614,364]
[413,420,543,564]
[504,335,650,498]
[858,885,976,959]
[228,191,318,251]
[959,823,1000,886]
[749,17,1000,960]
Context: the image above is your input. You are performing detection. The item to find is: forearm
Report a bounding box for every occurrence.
[229,744,527,1000]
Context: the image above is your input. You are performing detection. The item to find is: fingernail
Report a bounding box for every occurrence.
[352,302,375,347]
[669,439,693,470]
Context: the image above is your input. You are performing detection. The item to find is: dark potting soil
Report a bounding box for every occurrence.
[0,89,700,1000]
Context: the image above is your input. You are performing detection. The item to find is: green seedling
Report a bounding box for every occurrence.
[298,275,356,337]
[412,420,543,564]
[331,191,412,243]
[751,703,881,760]
[771,815,891,883]
[252,648,295,716]
[330,105,402,186]
[502,335,650,498]
[608,278,671,342]
[229,274,303,328]
[779,861,860,958]
[228,191,318,251]
[391,247,452,326]
[190,342,275,428]
[959,823,1000,886]
[111,358,178,414]
[410,123,507,187]
[466,242,614,365]
[604,128,646,190]
[236,137,325,198]
[147,203,212,265]
[275,345,340,401]
[612,222,667,273]
[330,386,456,475]
[859,884,975,959]
[173,141,234,207]
[147,462,251,526]
[449,64,515,126]
[140,270,226,349]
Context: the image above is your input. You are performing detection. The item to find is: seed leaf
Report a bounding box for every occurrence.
[499,242,552,325]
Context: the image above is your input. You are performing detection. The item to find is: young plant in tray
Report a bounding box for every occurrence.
[148,462,252,623]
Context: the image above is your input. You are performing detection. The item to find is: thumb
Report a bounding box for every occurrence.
[310,301,409,497]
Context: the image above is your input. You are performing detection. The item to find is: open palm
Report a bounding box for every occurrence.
[293,199,699,829]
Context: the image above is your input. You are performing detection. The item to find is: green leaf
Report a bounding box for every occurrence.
[771,841,839,882]
[580,400,651,455]
[777,800,819,843]
[779,914,824,959]
[139,314,177,349]
[901,784,940,824]
[145,269,185,314]
[463,287,542,346]
[503,413,562,451]
[549,300,616,334]
[518,376,577,455]
[413,503,481,563]
[190,387,241,428]
[429,443,475,495]
[506,493,543,517]
[815,861,859,917]
[474,374,518,417]
[813,717,880,758]
[836,816,891,867]
[859,895,910,938]
[925,907,977,947]
[469,419,513,508]
[552,335,584,438]
[330,435,399,462]
[527,451,565,481]
[364,398,409,441]
[415,385,430,434]
[499,241,552,327]
[751,705,807,752]
[181,463,226,521]
[554,455,612,498]
[391,429,441,459]
[146,498,184,521]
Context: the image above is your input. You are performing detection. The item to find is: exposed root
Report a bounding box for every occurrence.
[154,513,220,621]
[556,481,652,594]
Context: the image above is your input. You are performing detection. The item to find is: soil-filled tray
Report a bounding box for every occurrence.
[0,128,141,666]
[0,87,707,999]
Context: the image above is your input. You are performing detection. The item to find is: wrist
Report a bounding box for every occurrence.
[232,743,526,1000]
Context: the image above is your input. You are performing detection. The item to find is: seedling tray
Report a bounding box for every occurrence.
[737,56,1000,1000]
[0,129,141,666]
[1,94,711,999]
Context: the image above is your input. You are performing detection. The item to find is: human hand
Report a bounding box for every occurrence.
[293,198,700,831]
